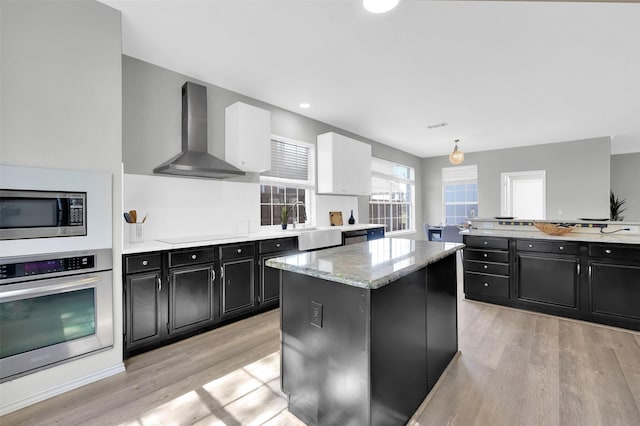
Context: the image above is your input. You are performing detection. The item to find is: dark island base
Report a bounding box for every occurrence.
[280,253,458,426]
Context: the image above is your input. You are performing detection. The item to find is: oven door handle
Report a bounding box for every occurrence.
[0,275,101,301]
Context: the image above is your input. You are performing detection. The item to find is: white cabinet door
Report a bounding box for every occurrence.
[317,132,371,195]
[225,102,271,172]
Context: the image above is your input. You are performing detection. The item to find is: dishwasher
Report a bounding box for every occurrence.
[342,230,368,245]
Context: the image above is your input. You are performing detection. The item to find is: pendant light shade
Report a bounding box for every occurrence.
[449,139,464,165]
[363,0,399,14]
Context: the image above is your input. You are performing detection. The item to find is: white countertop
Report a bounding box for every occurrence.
[266,238,463,289]
[465,229,640,245]
[123,223,385,254]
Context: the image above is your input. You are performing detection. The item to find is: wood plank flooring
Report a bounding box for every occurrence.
[3,260,640,425]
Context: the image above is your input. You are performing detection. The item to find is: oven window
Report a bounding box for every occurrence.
[0,198,60,228]
[0,288,96,359]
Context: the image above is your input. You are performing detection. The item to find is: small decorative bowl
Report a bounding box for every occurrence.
[533,222,575,236]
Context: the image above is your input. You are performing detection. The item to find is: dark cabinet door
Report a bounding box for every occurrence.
[168,264,215,334]
[221,259,255,318]
[590,262,640,321]
[125,271,163,349]
[516,253,579,309]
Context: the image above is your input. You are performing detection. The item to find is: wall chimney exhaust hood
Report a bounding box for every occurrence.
[154,82,245,179]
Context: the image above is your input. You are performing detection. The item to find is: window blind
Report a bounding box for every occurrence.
[442,165,477,183]
[261,139,309,181]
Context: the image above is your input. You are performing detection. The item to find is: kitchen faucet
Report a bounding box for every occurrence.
[290,201,307,228]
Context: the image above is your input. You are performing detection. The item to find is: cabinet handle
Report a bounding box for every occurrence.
[157,276,162,292]
[483,253,488,258]
[276,243,281,248]
[559,246,564,251]
[191,254,197,260]
[577,264,580,275]
[528,244,533,248]
[605,249,612,254]
[484,241,488,245]
[237,248,242,254]
[484,283,489,287]
[483,265,488,269]
[588,265,592,276]
[211,269,216,284]
[142,260,148,266]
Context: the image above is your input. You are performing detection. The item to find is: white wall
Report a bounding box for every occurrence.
[0,0,123,414]
[611,153,640,221]
[422,137,611,224]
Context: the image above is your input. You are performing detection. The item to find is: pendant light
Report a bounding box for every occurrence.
[449,139,464,165]
[363,0,399,14]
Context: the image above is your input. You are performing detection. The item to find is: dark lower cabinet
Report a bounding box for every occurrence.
[168,264,215,335]
[516,253,579,309]
[257,237,298,308]
[589,262,640,322]
[125,271,163,350]
[220,243,256,318]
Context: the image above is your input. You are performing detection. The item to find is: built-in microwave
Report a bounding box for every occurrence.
[0,189,87,240]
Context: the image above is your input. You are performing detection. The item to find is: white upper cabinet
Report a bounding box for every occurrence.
[317,132,372,195]
[225,102,271,172]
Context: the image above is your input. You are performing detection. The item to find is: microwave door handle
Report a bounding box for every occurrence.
[0,276,101,301]
[57,198,65,226]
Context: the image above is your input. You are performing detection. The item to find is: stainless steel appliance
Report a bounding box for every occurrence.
[0,249,113,382]
[0,189,87,240]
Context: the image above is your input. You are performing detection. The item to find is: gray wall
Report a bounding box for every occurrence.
[422,137,611,224]
[611,153,640,221]
[0,0,123,412]
[123,56,423,237]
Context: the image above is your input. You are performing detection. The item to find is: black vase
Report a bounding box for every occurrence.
[281,223,288,230]
[348,210,355,225]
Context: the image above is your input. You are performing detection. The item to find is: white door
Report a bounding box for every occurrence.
[501,170,546,219]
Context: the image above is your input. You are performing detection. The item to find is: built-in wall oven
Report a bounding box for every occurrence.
[0,249,113,382]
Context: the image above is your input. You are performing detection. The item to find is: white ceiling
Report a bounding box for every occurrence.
[100,0,640,157]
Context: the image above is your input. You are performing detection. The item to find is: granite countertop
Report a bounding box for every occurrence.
[266,238,463,290]
[123,223,385,254]
[465,229,640,245]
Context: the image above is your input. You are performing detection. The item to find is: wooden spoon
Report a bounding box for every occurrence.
[129,210,137,223]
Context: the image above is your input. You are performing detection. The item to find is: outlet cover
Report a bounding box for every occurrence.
[310,301,323,328]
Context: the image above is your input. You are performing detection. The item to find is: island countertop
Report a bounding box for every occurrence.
[266,238,463,290]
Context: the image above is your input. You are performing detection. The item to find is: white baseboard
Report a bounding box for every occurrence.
[0,363,125,416]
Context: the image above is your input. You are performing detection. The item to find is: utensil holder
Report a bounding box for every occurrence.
[129,223,144,243]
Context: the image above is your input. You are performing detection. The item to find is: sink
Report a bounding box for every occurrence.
[286,227,317,232]
[297,228,342,251]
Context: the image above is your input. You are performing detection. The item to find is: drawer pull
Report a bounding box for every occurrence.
[528,244,533,248]
[191,254,197,260]
[484,241,488,245]
[559,246,564,250]
[605,249,612,254]
[237,248,242,254]
[142,260,148,266]
[483,253,488,258]
[276,243,281,248]
[484,283,489,287]
[483,265,488,269]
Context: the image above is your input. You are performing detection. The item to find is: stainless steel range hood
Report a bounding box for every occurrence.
[154,82,245,179]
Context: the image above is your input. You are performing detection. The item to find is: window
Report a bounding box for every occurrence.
[442,165,478,225]
[369,158,415,234]
[501,170,546,219]
[260,136,314,226]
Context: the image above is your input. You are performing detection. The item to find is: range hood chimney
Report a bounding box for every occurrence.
[154,82,245,179]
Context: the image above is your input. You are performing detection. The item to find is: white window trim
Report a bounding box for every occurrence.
[501,170,546,219]
[370,157,416,235]
[259,135,316,228]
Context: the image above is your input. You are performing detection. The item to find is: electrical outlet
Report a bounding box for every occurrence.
[310,301,323,328]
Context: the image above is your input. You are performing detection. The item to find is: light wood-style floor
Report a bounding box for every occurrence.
[3,260,640,425]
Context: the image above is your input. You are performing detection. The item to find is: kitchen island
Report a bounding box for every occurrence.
[266,238,463,425]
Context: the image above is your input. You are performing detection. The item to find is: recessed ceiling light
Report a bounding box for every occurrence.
[363,0,399,14]
[299,103,311,109]
[427,122,448,129]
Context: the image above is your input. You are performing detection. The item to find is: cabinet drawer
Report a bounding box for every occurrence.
[465,236,508,250]
[221,243,255,260]
[517,240,579,255]
[259,238,297,254]
[465,260,509,276]
[464,272,509,299]
[168,248,215,268]
[465,249,509,263]
[589,244,640,262]
[125,253,162,274]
